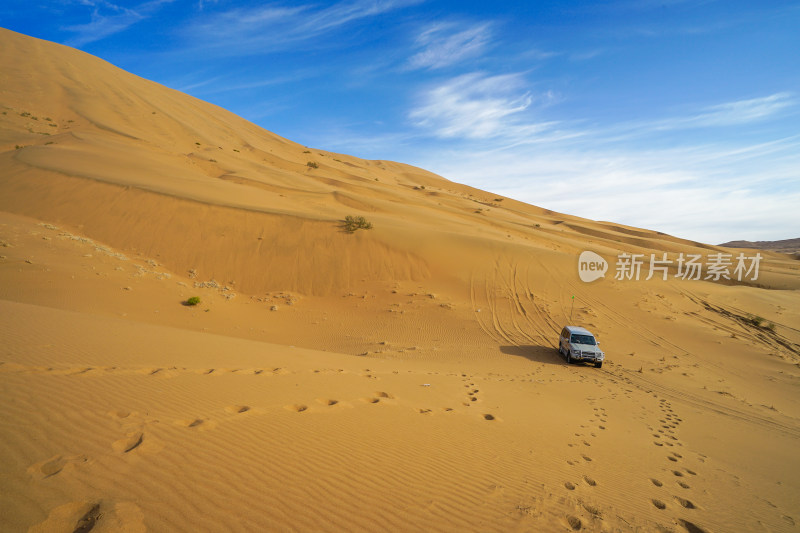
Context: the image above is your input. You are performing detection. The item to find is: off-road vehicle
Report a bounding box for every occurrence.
[558,326,604,368]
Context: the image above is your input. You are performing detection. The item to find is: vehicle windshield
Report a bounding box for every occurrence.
[570,334,596,345]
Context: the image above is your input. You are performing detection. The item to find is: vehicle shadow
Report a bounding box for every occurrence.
[500,345,566,366]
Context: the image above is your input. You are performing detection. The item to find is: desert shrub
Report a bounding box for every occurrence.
[747,315,764,327]
[185,296,201,306]
[307,161,319,169]
[343,215,373,232]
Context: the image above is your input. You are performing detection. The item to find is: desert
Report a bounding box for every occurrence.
[1,26,800,533]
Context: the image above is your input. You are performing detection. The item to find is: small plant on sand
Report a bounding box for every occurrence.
[343,215,373,232]
[185,296,201,306]
[307,161,319,169]
[747,314,764,328]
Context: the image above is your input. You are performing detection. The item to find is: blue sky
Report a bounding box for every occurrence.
[3,0,799,243]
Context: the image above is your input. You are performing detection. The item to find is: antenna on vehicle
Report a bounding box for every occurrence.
[570,295,575,323]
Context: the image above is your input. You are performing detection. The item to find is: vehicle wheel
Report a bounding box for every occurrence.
[566,351,572,364]
[595,362,602,368]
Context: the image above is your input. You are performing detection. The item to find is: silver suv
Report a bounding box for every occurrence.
[558,326,604,368]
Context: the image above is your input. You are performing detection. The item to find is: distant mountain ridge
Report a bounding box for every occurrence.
[719,238,800,254]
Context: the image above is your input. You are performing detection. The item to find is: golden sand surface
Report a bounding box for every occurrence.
[1,28,799,532]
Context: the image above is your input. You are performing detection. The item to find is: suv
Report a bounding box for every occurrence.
[558,326,604,368]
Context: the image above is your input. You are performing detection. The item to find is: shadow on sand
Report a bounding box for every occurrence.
[500,345,566,366]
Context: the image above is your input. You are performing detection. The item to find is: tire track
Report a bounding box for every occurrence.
[607,366,800,439]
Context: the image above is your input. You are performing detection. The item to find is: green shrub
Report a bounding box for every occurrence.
[343,215,373,232]
[307,161,319,169]
[186,296,201,306]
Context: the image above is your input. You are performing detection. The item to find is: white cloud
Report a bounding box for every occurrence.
[415,135,800,243]
[407,22,492,70]
[632,93,796,133]
[581,93,799,150]
[64,0,173,46]
[180,0,422,55]
[403,87,800,243]
[688,92,796,127]
[409,72,560,140]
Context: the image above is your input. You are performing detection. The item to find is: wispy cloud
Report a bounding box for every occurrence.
[409,72,559,140]
[407,21,492,70]
[678,92,796,128]
[180,0,422,55]
[403,87,800,242]
[569,48,606,61]
[63,0,173,46]
[179,68,321,96]
[416,134,800,243]
[592,93,798,144]
[195,0,218,10]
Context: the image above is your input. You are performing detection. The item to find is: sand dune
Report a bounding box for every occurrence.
[2,28,800,532]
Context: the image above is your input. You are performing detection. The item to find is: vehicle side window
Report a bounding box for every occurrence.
[561,328,568,338]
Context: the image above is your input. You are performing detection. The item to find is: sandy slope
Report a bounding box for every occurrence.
[2,28,800,532]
